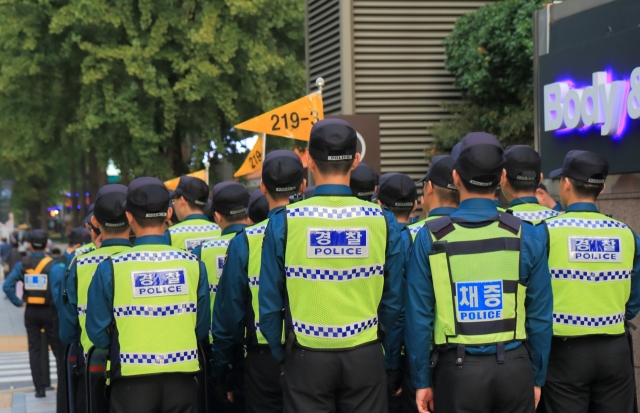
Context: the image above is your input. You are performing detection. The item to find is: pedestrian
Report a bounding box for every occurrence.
[192,181,251,412]
[85,177,210,413]
[247,189,270,225]
[350,162,378,201]
[2,229,62,398]
[540,150,640,413]
[167,176,221,251]
[259,119,404,413]
[212,150,305,413]
[405,132,553,413]
[55,184,132,413]
[500,146,561,224]
[406,155,460,243]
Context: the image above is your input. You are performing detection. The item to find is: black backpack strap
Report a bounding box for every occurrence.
[425,216,455,241]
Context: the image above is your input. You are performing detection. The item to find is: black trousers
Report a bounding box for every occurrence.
[282,343,387,413]
[110,373,198,413]
[245,348,282,413]
[24,305,61,391]
[540,335,634,413]
[433,345,535,413]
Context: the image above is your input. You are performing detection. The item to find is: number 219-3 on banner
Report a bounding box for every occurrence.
[234,93,324,141]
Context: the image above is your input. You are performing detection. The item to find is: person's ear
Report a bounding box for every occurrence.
[539,172,544,185]
[426,182,435,195]
[91,215,100,230]
[600,183,606,195]
[350,153,361,171]
[452,170,462,190]
[167,207,173,221]
[214,212,222,225]
[299,179,307,194]
[260,181,268,195]
[125,211,135,226]
[307,154,316,173]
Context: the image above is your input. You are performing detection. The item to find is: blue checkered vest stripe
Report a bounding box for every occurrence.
[291,316,378,338]
[120,349,198,365]
[168,219,221,252]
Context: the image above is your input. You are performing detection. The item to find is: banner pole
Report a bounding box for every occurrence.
[261,133,267,164]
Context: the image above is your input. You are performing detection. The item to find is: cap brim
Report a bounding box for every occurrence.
[548,168,563,179]
[417,173,429,184]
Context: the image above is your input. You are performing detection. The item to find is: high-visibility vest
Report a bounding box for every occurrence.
[200,232,236,341]
[546,211,634,336]
[245,219,269,345]
[22,256,55,305]
[405,213,454,245]
[426,213,527,346]
[168,219,221,252]
[75,243,95,257]
[76,244,130,353]
[499,202,561,225]
[110,245,201,377]
[284,196,388,350]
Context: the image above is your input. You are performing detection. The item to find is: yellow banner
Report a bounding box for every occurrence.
[234,93,323,141]
[164,169,207,191]
[234,135,264,178]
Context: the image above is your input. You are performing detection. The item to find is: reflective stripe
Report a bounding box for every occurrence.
[245,225,267,236]
[77,255,110,266]
[546,218,629,229]
[77,305,87,316]
[120,349,198,365]
[292,317,378,338]
[75,247,95,256]
[512,210,560,221]
[285,265,384,281]
[287,206,384,219]
[255,322,260,332]
[112,251,197,263]
[113,303,197,317]
[209,283,217,294]
[409,225,423,236]
[169,225,220,234]
[553,312,624,327]
[248,276,259,287]
[202,239,231,249]
[550,269,631,282]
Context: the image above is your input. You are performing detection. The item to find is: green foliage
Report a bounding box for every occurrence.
[430,0,543,154]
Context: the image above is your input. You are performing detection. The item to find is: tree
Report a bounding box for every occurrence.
[429,0,544,154]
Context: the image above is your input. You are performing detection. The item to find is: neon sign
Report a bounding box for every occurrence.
[543,68,640,138]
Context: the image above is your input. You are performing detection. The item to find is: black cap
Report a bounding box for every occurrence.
[549,150,609,184]
[94,184,128,228]
[171,176,209,206]
[126,177,171,219]
[454,132,505,187]
[303,186,315,199]
[88,203,95,214]
[309,119,357,162]
[418,155,457,190]
[69,227,90,245]
[211,182,250,216]
[29,229,48,249]
[505,146,541,183]
[262,150,304,193]
[248,189,269,223]
[378,173,417,208]
[350,163,378,200]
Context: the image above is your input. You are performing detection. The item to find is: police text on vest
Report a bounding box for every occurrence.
[132,269,188,297]
[307,228,369,258]
[568,237,622,262]
[456,280,504,323]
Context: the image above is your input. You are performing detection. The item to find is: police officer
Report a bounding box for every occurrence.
[3,229,61,398]
[247,189,270,225]
[85,177,210,413]
[540,150,640,413]
[167,176,221,251]
[192,181,251,411]
[212,150,305,413]
[350,162,378,201]
[499,146,560,224]
[55,184,132,413]
[405,132,553,413]
[405,155,459,243]
[259,119,404,413]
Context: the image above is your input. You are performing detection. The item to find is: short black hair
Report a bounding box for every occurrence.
[507,176,540,194]
[568,177,603,200]
[314,159,353,176]
[433,185,460,205]
[387,206,414,221]
[267,186,302,202]
[185,199,204,212]
[133,216,167,228]
[220,212,249,223]
[460,179,499,195]
[100,223,131,235]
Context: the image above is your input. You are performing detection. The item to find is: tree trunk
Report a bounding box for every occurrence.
[70,153,79,226]
[38,187,48,231]
[79,151,87,220]
[88,146,101,202]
